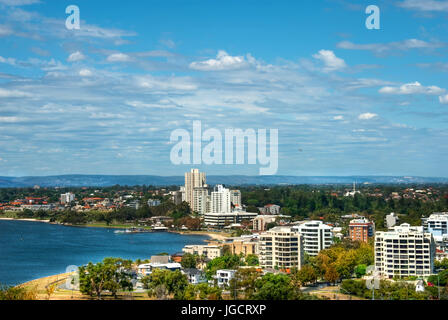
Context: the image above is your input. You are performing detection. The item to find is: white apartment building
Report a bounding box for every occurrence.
[292,221,333,256]
[60,192,75,205]
[422,212,448,251]
[185,169,206,208]
[193,187,209,215]
[211,185,231,213]
[230,190,242,208]
[259,226,304,270]
[375,223,435,279]
[204,211,258,228]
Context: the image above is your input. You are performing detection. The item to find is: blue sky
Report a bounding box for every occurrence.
[0,0,448,177]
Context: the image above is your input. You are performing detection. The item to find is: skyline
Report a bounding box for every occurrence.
[1,0,448,177]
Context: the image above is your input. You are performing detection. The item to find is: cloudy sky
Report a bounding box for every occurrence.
[0,0,447,177]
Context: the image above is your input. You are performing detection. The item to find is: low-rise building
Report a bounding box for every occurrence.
[182,244,223,260]
[137,262,182,277]
[258,204,281,215]
[204,211,258,228]
[182,268,208,285]
[214,269,236,288]
[227,236,259,256]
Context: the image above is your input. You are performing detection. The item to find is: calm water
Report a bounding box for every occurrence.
[0,220,209,286]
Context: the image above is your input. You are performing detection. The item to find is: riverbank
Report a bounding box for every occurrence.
[175,230,231,241]
[0,216,230,241]
[0,217,50,223]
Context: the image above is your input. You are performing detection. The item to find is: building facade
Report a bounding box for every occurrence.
[211,185,231,213]
[422,212,448,252]
[349,218,375,242]
[292,221,333,256]
[182,244,223,260]
[259,226,304,270]
[375,223,435,278]
[230,190,242,208]
[185,169,206,209]
[204,211,258,228]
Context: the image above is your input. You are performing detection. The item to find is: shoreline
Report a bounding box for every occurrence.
[0,217,50,223]
[0,216,230,241]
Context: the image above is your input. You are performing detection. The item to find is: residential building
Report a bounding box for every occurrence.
[147,199,161,207]
[230,190,242,208]
[211,185,231,213]
[259,204,281,215]
[422,212,448,252]
[292,220,333,256]
[137,262,182,277]
[228,236,259,256]
[185,169,206,209]
[253,215,278,232]
[204,211,258,228]
[60,192,75,205]
[349,218,375,243]
[385,212,399,229]
[375,223,435,278]
[182,268,207,285]
[214,269,236,288]
[182,244,223,260]
[259,226,304,270]
[193,187,209,215]
[169,191,183,205]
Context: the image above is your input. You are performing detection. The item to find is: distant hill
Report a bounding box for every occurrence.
[0,174,447,188]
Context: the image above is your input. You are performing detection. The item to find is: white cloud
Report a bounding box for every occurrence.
[0,88,31,98]
[67,51,86,62]
[0,116,24,122]
[398,0,448,12]
[333,115,344,120]
[189,50,248,71]
[379,81,445,95]
[106,53,131,62]
[358,113,378,120]
[136,75,197,91]
[0,55,16,65]
[337,39,446,54]
[0,0,40,6]
[79,69,92,77]
[439,94,448,104]
[0,24,13,36]
[312,50,346,72]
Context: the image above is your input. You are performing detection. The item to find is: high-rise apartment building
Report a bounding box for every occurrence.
[193,187,209,215]
[185,169,206,209]
[259,226,304,270]
[375,223,435,278]
[211,185,231,213]
[292,221,333,256]
[60,192,75,205]
[349,218,375,242]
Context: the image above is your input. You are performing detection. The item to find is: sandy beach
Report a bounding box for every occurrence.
[0,217,50,223]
